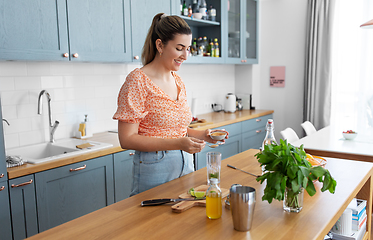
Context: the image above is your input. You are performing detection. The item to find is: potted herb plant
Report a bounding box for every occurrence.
[255,139,337,212]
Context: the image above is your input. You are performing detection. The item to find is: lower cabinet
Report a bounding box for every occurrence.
[0,179,12,240]
[35,155,114,232]
[9,175,39,240]
[241,114,272,151]
[113,150,134,202]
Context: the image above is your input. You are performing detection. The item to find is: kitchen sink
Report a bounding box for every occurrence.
[6,138,113,164]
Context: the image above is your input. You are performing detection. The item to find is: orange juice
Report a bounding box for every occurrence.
[206,194,222,219]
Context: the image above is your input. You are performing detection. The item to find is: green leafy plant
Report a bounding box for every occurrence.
[255,139,337,204]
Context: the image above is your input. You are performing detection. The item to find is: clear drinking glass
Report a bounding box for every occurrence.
[206,152,221,184]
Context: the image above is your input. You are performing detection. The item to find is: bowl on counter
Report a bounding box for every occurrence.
[342,131,357,140]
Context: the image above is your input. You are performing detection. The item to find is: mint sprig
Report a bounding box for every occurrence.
[255,139,337,204]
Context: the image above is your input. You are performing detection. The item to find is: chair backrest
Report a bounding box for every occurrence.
[280,128,300,143]
[301,121,317,136]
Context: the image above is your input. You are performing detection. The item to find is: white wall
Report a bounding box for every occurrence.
[0,61,234,149]
[236,0,308,141]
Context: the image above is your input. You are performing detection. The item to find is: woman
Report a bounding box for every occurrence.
[113,13,228,196]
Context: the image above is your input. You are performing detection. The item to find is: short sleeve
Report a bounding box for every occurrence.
[113,70,148,123]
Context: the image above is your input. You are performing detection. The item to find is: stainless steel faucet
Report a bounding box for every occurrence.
[38,90,59,143]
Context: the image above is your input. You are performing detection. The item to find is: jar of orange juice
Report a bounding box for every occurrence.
[206,178,222,219]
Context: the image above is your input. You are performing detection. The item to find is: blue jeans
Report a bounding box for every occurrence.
[130,150,194,196]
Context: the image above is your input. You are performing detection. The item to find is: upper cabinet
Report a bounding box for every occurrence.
[224,0,258,64]
[130,0,173,63]
[0,0,258,64]
[0,0,132,62]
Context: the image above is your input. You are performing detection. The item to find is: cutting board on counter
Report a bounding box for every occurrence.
[188,119,213,128]
[171,185,229,213]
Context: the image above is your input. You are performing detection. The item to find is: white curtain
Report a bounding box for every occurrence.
[304,0,336,130]
[331,0,373,137]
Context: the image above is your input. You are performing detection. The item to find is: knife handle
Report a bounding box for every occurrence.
[141,199,173,206]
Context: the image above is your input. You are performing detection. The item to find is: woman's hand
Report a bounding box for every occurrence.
[178,137,206,154]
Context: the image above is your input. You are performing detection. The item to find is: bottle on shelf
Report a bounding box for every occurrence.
[202,36,208,56]
[206,178,222,219]
[261,119,277,151]
[214,38,220,57]
[191,38,198,56]
[182,1,188,16]
[188,4,192,17]
[180,0,183,15]
[192,0,198,13]
[209,38,215,57]
[200,0,207,20]
[208,4,216,21]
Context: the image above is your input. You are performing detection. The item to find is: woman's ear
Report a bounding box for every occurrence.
[155,39,163,55]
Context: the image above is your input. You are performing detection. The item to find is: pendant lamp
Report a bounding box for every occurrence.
[361,19,373,29]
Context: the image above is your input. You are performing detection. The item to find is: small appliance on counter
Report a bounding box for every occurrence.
[236,98,243,111]
[241,94,255,110]
[224,93,236,113]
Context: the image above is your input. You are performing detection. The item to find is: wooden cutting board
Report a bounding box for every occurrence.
[188,120,213,128]
[171,185,229,213]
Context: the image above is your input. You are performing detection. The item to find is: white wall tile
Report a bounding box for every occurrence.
[14,77,41,90]
[1,105,17,120]
[0,62,27,76]
[19,130,45,146]
[27,62,51,76]
[1,91,30,105]
[4,133,19,149]
[41,76,64,89]
[0,77,15,91]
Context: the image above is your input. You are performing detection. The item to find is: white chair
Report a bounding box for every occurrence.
[280,128,300,143]
[301,121,317,136]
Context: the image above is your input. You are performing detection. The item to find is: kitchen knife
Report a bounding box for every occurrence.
[141,197,205,206]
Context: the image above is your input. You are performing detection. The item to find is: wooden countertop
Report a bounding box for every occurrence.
[27,149,373,240]
[7,109,273,179]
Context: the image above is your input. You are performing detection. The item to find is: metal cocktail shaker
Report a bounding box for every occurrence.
[230,186,256,231]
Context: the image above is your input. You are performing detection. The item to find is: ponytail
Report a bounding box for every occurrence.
[141,13,191,65]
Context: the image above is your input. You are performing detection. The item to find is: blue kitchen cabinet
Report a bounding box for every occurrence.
[195,122,242,170]
[0,0,132,62]
[223,0,258,64]
[66,0,132,62]
[0,98,12,240]
[241,114,272,151]
[0,0,68,61]
[9,175,39,240]
[113,150,134,202]
[35,155,114,232]
[130,0,172,63]
[0,179,12,240]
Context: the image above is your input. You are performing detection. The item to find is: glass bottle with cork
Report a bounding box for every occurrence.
[206,178,222,219]
[261,119,277,151]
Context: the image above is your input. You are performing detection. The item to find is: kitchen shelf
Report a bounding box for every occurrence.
[179,15,220,27]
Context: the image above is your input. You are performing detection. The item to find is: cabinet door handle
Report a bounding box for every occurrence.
[256,130,262,133]
[256,119,262,122]
[70,164,87,172]
[0,173,4,178]
[72,53,79,58]
[129,152,135,156]
[11,179,33,188]
[134,55,139,60]
[0,186,5,191]
[63,53,69,58]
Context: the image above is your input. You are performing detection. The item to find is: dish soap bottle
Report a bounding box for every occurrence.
[83,114,93,138]
[206,178,222,219]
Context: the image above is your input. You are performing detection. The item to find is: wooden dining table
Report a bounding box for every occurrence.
[293,126,373,162]
[27,149,373,240]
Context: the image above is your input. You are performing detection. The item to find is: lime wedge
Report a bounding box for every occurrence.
[194,191,205,198]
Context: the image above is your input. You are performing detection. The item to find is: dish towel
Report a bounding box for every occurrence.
[6,155,27,168]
